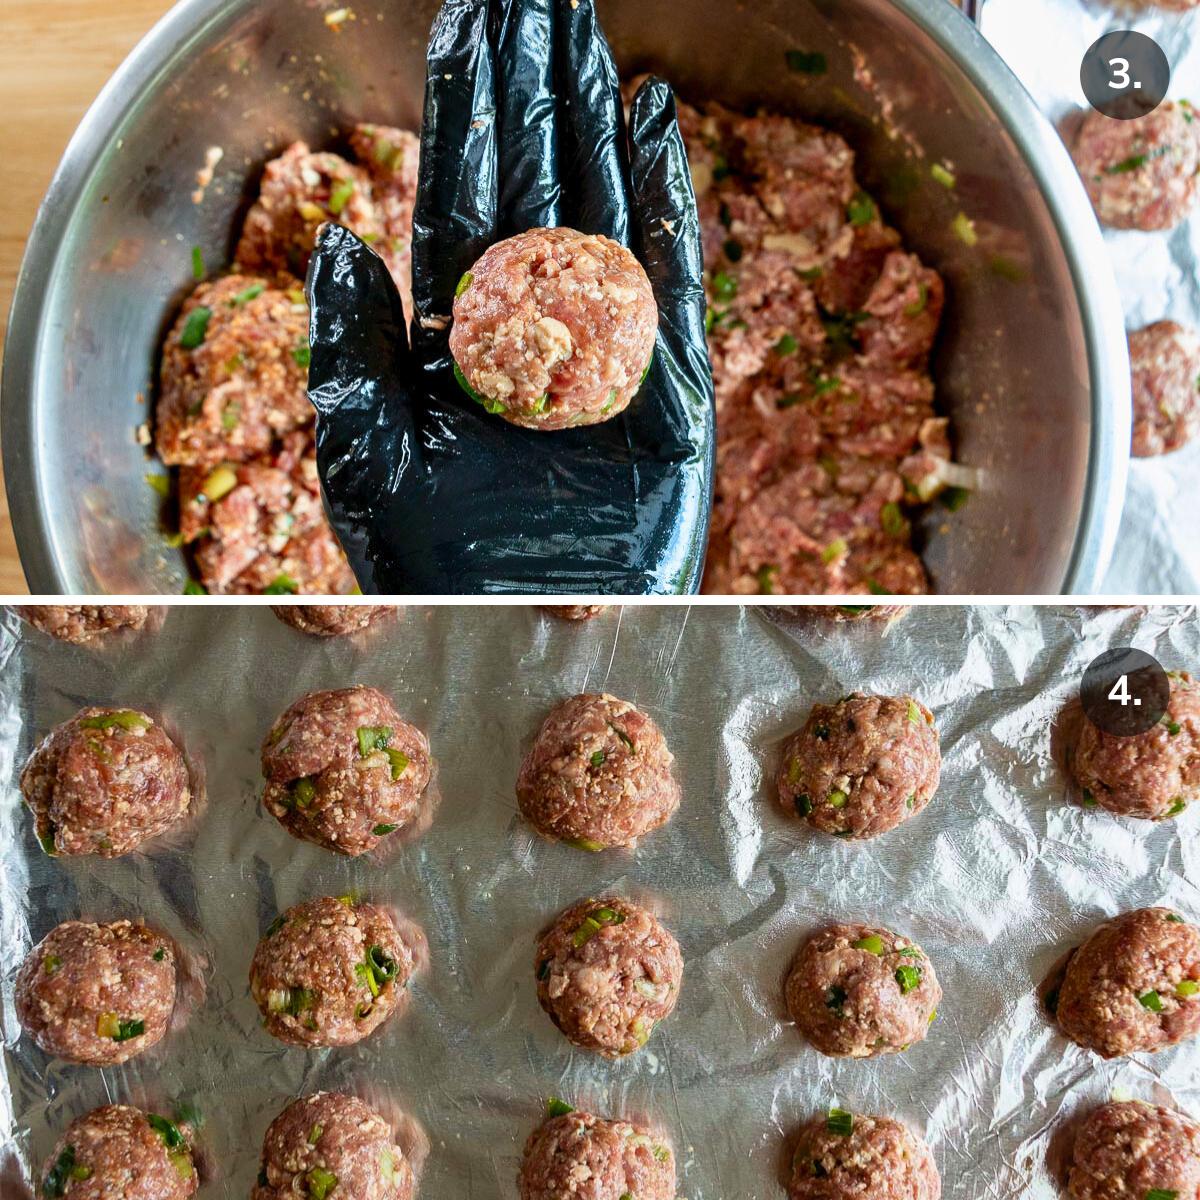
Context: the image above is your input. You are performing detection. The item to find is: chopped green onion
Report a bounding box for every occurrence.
[821,538,847,565]
[455,271,474,298]
[774,334,798,356]
[881,502,907,537]
[179,306,212,349]
[384,747,410,780]
[847,191,876,227]
[785,49,828,74]
[794,793,813,817]
[1138,989,1164,1012]
[825,984,847,1015]
[852,935,884,955]
[902,283,929,318]
[230,282,265,306]
[573,917,603,948]
[952,212,978,247]
[147,1114,187,1149]
[712,271,738,302]
[292,777,317,808]
[190,246,205,280]
[454,362,503,412]
[308,1124,323,1145]
[826,1108,853,1136]
[306,1166,338,1200]
[590,750,606,768]
[1166,913,1185,923]
[1176,980,1198,997]
[266,914,287,937]
[1145,1191,1178,1200]
[757,564,779,595]
[153,947,166,962]
[222,404,240,431]
[546,1098,574,1118]
[43,1146,91,1197]
[1104,154,1148,175]
[372,823,398,836]
[357,725,394,757]
[264,574,299,595]
[827,790,848,808]
[930,163,956,188]
[907,699,920,723]
[940,486,970,512]
[1167,799,1187,818]
[292,342,311,368]
[79,710,149,732]
[44,954,62,974]
[565,836,604,851]
[183,580,207,595]
[329,179,356,215]
[200,464,238,503]
[895,965,922,994]
[1162,717,1182,736]
[145,472,171,498]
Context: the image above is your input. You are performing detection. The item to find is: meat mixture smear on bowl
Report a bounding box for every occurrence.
[666,94,956,595]
[15,919,177,1066]
[534,896,683,1057]
[1052,907,1200,1058]
[20,706,191,858]
[261,684,432,856]
[449,227,658,429]
[153,124,419,594]
[40,1105,198,1200]
[14,606,157,644]
[1067,1099,1200,1200]
[252,1092,414,1200]
[519,1104,675,1200]
[785,921,941,1058]
[250,895,413,1047]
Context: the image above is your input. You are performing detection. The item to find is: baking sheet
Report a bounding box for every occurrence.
[980,1,1200,593]
[0,602,1198,1199]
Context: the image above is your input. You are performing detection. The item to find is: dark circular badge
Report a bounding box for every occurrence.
[1080,32,1170,120]
[1080,647,1170,736]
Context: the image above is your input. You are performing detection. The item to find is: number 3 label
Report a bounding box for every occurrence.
[1108,57,1132,89]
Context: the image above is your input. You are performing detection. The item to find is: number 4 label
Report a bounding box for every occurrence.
[1108,675,1141,706]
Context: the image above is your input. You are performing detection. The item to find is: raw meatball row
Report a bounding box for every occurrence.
[1071,670,1200,820]
[1051,907,1200,1058]
[1068,1100,1200,1200]
[40,1105,198,1200]
[450,228,658,430]
[777,692,941,839]
[252,1092,414,1200]
[786,922,941,1058]
[14,606,157,644]
[535,896,683,1057]
[250,895,414,1048]
[261,685,432,856]
[20,706,191,858]
[517,693,679,850]
[788,1108,940,1200]
[519,1104,675,1200]
[271,605,395,636]
[1129,320,1200,458]
[16,919,177,1067]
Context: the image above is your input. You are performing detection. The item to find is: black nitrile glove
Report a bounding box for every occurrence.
[304,0,714,594]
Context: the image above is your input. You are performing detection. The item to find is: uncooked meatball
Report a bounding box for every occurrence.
[785,922,941,1058]
[519,1106,674,1200]
[449,227,658,430]
[261,685,432,856]
[1069,102,1200,231]
[777,693,940,840]
[16,919,176,1066]
[1072,671,1200,820]
[540,605,607,621]
[250,895,413,1048]
[517,693,679,850]
[1068,1100,1200,1200]
[14,606,156,644]
[534,896,683,1057]
[1129,321,1200,458]
[1053,907,1200,1058]
[788,1109,940,1200]
[156,274,311,467]
[21,707,191,858]
[40,1105,198,1200]
[252,1092,413,1200]
[271,605,394,636]
[806,605,910,624]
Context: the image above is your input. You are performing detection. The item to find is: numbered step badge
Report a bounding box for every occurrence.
[1081,31,1170,119]
[1081,647,1171,736]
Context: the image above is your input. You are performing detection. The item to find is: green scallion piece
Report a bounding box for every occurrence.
[328,179,356,215]
[774,334,798,356]
[852,935,884,955]
[573,917,603,948]
[306,1167,338,1200]
[1138,989,1164,1012]
[1145,1191,1179,1200]
[590,750,606,768]
[230,282,265,306]
[711,271,738,302]
[826,1108,853,1136]
[821,538,847,565]
[263,574,299,595]
[952,212,978,246]
[907,699,920,723]
[795,793,813,817]
[372,823,398,836]
[455,271,474,298]
[546,1098,574,1118]
[895,965,922,994]
[930,163,956,188]
[384,747,410,780]
[147,1114,187,1150]
[79,710,150,732]
[179,306,212,349]
[357,725,394,757]
[827,790,848,808]
[880,502,907,537]
[1176,980,1198,997]
[847,191,876,227]
[191,246,205,280]
[292,342,311,368]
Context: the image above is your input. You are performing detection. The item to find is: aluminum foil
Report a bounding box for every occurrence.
[1,601,1199,1199]
[980,1,1200,593]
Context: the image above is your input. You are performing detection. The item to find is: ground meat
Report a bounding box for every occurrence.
[516,693,679,849]
[665,95,949,596]
[236,143,386,280]
[156,275,311,468]
[1071,671,1200,820]
[271,605,394,636]
[449,227,658,430]
[534,896,683,1057]
[519,1108,674,1200]
[39,1104,197,1200]
[250,895,412,1047]
[261,685,432,856]
[777,693,940,839]
[785,922,941,1058]
[1054,907,1200,1058]
[15,919,176,1067]
[14,606,157,644]
[1129,320,1200,457]
[349,123,421,318]
[20,707,191,858]
[787,1111,940,1200]
[179,428,356,595]
[1069,101,1200,231]
[787,604,911,624]
[540,605,608,621]
[252,1092,413,1200]
[1068,1100,1200,1200]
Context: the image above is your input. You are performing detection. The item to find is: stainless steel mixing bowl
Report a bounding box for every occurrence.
[1,0,1130,594]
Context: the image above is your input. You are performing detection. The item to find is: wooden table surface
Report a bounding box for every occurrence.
[0,0,174,595]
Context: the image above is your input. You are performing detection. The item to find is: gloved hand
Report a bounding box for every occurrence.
[304,0,714,594]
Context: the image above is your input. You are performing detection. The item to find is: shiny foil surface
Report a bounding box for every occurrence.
[0,602,1198,1198]
[982,1,1200,592]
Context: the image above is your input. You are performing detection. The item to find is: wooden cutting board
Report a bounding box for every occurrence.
[0,0,174,595]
